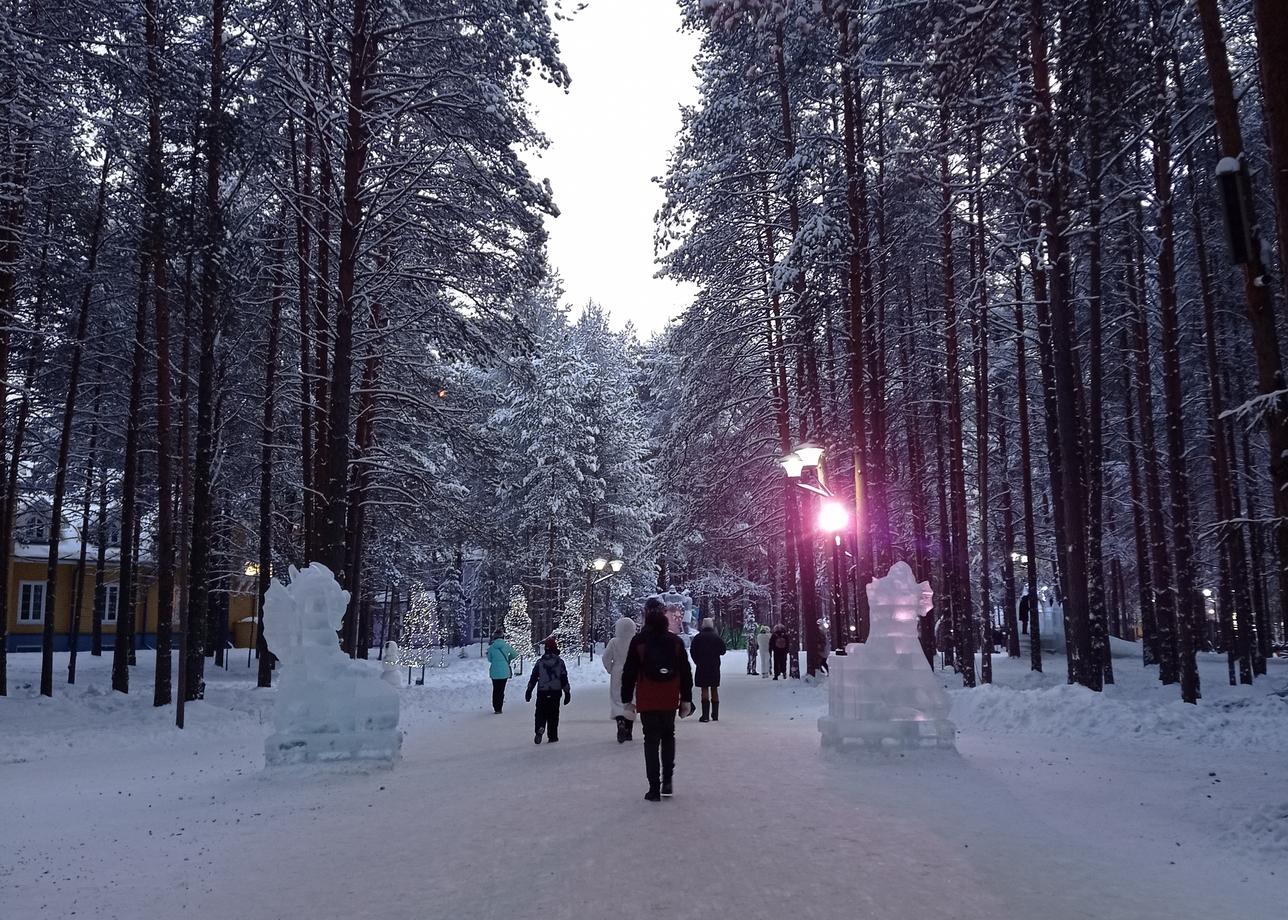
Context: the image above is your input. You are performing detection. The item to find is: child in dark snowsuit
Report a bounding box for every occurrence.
[526,638,571,744]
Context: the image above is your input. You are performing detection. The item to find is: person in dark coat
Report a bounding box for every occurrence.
[917,608,936,669]
[770,624,790,680]
[689,617,727,722]
[525,638,570,745]
[621,598,694,802]
[1018,588,1033,635]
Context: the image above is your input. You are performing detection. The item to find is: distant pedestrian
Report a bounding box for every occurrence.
[602,615,638,743]
[770,624,790,680]
[525,638,570,744]
[486,629,517,713]
[621,598,694,801]
[746,629,758,675]
[689,617,726,722]
[757,625,771,678]
[1018,587,1033,635]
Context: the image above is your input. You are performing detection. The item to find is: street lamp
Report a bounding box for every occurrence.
[583,555,626,657]
[819,501,850,654]
[778,444,837,677]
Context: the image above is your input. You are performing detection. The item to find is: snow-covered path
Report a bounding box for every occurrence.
[2,654,1283,919]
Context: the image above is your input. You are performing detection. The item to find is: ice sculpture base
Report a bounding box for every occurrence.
[266,729,403,766]
[817,715,956,750]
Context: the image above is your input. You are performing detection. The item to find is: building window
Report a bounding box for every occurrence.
[101,584,120,624]
[18,581,46,623]
[18,516,50,544]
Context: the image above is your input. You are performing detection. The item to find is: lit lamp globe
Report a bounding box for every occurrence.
[818,501,849,534]
[592,557,608,572]
[794,444,825,469]
[609,559,624,573]
[780,453,806,478]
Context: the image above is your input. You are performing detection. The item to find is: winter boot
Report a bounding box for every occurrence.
[616,717,628,744]
[645,788,661,802]
[661,778,673,798]
[711,701,719,722]
[534,725,544,745]
[699,700,710,723]
[625,719,634,741]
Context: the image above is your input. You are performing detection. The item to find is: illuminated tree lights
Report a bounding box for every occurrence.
[504,586,534,666]
[398,585,437,683]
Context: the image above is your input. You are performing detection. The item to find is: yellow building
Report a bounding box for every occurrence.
[3,530,258,653]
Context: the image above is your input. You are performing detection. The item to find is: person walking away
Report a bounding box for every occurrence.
[486,629,517,713]
[1018,587,1032,636]
[621,598,694,801]
[690,617,726,722]
[756,625,771,678]
[746,628,757,675]
[525,638,571,744]
[602,615,638,743]
[770,624,790,680]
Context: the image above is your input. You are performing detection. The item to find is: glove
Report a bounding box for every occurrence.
[678,701,694,719]
[563,692,571,705]
[525,690,532,703]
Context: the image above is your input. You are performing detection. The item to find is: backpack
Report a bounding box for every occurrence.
[642,634,678,682]
[535,656,563,693]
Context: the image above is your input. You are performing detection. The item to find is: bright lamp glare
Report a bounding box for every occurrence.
[609,559,624,573]
[592,558,608,571]
[818,502,849,533]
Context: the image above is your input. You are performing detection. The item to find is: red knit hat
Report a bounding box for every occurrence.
[544,638,558,653]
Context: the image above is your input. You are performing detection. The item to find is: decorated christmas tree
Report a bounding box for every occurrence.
[504,585,533,670]
[397,585,436,683]
[557,591,584,656]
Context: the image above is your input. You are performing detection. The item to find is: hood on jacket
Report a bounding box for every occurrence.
[613,616,637,642]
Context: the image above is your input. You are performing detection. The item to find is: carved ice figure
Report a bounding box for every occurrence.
[262,563,402,765]
[818,561,956,750]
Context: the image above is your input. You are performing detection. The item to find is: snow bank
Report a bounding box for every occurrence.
[950,677,1288,752]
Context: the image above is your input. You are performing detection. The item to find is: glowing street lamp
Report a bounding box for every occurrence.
[794,443,825,469]
[780,453,806,478]
[818,501,849,534]
[609,559,624,573]
[592,557,608,572]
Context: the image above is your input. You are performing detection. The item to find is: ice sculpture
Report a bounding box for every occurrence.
[262,563,402,765]
[818,561,956,750]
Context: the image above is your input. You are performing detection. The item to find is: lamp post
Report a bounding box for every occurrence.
[582,555,624,658]
[819,500,850,654]
[780,443,838,677]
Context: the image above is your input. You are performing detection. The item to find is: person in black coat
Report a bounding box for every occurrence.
[689,617,727,722]
[770,624,790,680]
[1018,588,1033,635]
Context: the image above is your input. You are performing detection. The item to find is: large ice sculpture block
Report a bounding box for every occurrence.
[818,561,956,750]
[263,563,402,766]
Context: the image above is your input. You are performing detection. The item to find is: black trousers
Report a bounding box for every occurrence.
[772,652,787,678]
[492,678,508,713]
[640,710,676,790]
[534,691,561,740]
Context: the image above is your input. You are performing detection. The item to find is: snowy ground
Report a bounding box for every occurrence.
[2,647,1284,920]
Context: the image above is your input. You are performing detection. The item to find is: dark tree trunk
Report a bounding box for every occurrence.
[1015,267,1042,672]
[183,0,225,709]
[146,0,175,707]
[256,229,285,689]
[112,255,150,694]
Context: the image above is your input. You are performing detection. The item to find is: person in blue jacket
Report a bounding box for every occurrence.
[486,629,517,714]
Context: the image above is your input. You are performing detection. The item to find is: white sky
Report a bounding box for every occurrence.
[527,1,700,339]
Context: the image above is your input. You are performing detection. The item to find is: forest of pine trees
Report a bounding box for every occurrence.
[2,0,1286,712]
[0,0,657,708]
[651,0,1288,701]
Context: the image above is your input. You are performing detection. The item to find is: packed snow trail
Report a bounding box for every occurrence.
[2,653,1282,920]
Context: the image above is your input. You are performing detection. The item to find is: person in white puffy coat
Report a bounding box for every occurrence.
[602,616,638,743]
